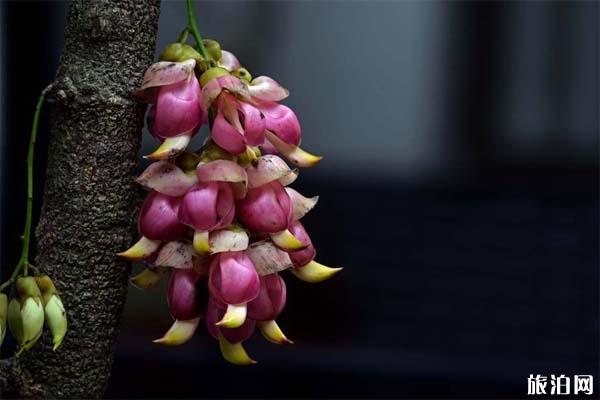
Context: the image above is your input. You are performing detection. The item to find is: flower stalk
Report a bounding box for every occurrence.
[0,86,50,292]
[186,0,209,60]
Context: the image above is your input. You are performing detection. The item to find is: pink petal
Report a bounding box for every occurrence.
[136,59,196,99]
[219,50,242,72]
[196,160,247,185]
[138,191,187,241]
[235,181,292,233]
[260,102,301,146]
[167,269,203,320]
[178,182,235,231]
[136,161,197,197]
[247,273,286,321]
[154,75,203,138]
[209,252,260,305]
[248,76,289,102]
[201,75,248,112]
[211,108,247,155]
[287,221,316,267]
[238,101,265,146]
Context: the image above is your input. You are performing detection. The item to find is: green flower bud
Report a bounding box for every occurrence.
[203,39,222,61]
[159,43,202,63]
[199,67,230,87]
[237,146,262,166]
[232,68,252,83]
[199,141,236,163]
[8,298,24,345]
[176,151,202,172]
[35,275,67,350]
[0,293,7,348]
[9,277,45,354]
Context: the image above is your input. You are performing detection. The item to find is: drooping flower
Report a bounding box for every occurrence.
[118,191,187,261]
[205,297,256,365]
[260,102,301,148]
[236,181,306,251]
[210,92,265,155]
[287,220,342,283]
[178,182,235,254]
[154,269,208,346]
[35,275,67,351]
[208,251,260,328]
[137,60,204,159]
[247,273,292,344]
[8,277,45,354]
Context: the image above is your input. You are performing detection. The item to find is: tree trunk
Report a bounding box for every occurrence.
[0,0,160,397]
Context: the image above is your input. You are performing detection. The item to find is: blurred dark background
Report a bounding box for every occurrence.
[1,1,598,398]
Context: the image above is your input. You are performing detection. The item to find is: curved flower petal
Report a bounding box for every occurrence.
[196,159,248,186]
[211,109,247,155]
[285,187,319,221]
[136,161,197,197]
[258,320,293,345]
[219,50,241,72]
[246,240,293,276]
[264,130,322,168]
[290,260,342,283]
[153,75,203,138]
[154,241,195,269]
[137,59,196,99]
[201,75,249,112]
[210,228,249,254]
[248,76,289,102]
[144,134,192,160]
[279,169,298,186]
[130,268,163,290]
[117,236,160,261]
[246,155,293,189]
[153,318,200,346]
[238,101,265,146]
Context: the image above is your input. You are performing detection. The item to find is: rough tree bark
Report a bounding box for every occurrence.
[0,0,160,397]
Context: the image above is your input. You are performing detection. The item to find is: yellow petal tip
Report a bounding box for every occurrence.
[291,260,343,283]
[270,229,308,251]
[117,237,160,261]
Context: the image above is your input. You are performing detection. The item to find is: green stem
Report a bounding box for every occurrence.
[186,0,209,59]
[1,87,48,291]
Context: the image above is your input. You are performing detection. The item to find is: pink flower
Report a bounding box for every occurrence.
[167,269,206,320]
[205,297,257,365]
[178,182,235,254]
[178,182,235,232]
[211,92,265,155]
[150,74,203,139]
[235,181,292,234]
[287,220,316,267]
[208,251,260,328]
[205,298,256,344]
[260,102,301,147]
[138,191,187,242]
[286,220,343,283]
[136,60,204,159]
[209,252,260,306]
[247,273,286,321]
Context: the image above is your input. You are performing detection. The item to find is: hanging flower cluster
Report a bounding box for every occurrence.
[118,38,341,365]
[0,276,67,354]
